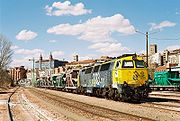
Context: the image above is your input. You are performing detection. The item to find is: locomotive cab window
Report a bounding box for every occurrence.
[115,61,121,68]
[85,67,93,74]
[100,63,110,71]
[93,65,100,73]
[122,60,134,68]
[135,60,145,68]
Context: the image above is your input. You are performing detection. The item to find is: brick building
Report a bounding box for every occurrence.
[9,66,27,83]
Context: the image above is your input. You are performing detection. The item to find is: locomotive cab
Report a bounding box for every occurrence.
[112,54,150,100]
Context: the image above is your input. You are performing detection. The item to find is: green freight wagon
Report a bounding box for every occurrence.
[51,73,66,89]
[150,71,180,91]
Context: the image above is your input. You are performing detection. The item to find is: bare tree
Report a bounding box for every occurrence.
[0,34,13,69]
[0,34,13,87]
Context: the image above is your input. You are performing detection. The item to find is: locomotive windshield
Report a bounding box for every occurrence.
[135,60,145,68]
[122,60,134,68]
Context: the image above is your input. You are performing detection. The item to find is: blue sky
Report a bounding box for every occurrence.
[0,0,180,68]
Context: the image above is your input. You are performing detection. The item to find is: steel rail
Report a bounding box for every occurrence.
[7,87,19,121]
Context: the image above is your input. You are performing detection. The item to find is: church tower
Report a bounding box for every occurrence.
[49,52,53,69]
[39,54,43,70]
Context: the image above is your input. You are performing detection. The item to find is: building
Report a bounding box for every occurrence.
[9,66,27,84]
[73,54,79,62]
[162,49,180,66]
[168,49,180,65]
[149,44,157,55]
[33,53,68,80]
[35,53,68,70]
[149,53,162,66]
[163,50,169,65]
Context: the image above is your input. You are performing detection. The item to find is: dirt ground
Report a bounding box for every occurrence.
[0,87,15,121]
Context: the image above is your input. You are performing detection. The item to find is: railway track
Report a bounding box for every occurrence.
[138,92,180,113]
[150,93,180,98]
[140,100,180,113]
[7,87,19,121]
[29,88,152,121]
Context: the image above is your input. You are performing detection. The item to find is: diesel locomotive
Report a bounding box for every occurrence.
[78,54,150,101]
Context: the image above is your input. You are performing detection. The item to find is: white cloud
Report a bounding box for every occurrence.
[47,14,135,56]
[166,45,180,51]
[150,21,176,31]
[79,54,97,60]
[16,30,37,41]
[15,48,44,55]
[47,14,135,41]
[52,51,64,58]
[138,50,145,54]
[49,40,57,43]
[11,45,19,50]
[89,42,131,57]
[10,58,30,68]
[45,1,91,16]
[176,11,180,15]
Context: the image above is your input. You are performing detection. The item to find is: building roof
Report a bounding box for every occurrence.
[35,59,68,63]
[66,59,96,65]
[155,66,166,72]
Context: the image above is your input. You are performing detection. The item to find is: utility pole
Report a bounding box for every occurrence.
[136,30,161,67]
[146,32,148,67]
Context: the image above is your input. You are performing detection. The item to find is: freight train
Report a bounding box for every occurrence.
[36,54,151,101]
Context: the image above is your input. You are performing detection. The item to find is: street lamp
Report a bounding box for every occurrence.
[29,58,35,86]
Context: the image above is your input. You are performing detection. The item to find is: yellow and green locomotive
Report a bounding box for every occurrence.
[78,54,150,101]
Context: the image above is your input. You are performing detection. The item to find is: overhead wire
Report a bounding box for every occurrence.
[135,30,180,41]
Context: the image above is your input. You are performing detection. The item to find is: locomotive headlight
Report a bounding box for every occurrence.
[123,81,128,87]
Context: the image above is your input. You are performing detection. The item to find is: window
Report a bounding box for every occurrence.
[115,61,120,68]
[100,63,110,71]
[72,71,78,78]
[122,60,134,68]
[135,60,145,68]
[93,65,100,72]
[85,67,93,74]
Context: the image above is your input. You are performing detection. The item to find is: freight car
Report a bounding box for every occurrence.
[77,54,150,101]
[150,70,180,91]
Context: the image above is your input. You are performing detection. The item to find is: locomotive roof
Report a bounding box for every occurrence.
[80,54,143,70]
